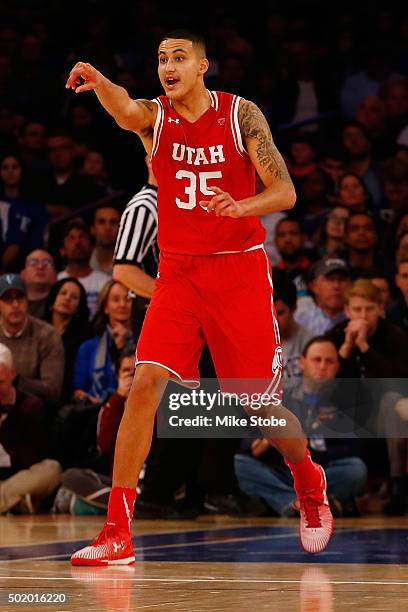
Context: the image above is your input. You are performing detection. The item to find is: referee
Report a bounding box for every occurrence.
[113,156,158,337]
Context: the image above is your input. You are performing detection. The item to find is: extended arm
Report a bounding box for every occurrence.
[65,62,156,137]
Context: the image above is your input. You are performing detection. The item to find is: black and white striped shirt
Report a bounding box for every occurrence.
[113,184,159,278]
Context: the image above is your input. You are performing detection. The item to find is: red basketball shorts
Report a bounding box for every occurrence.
[135,246,282,394]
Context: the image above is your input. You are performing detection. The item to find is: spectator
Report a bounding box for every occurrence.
[329,279,408,379]
[0,153,49,270]
[235,337,368,517]
[395,230,408,264]
[41,131,103,219]
[73,280,134,404]
[318,146,347,192]
[0,274,64,407]
[52,344,136,516]
[273,217,313,314]
[341,122,382,208]
[355,95,393,159]
[380,157,408,215]
[340,47,400,118]
[286,132,317,196]
[0,343,61,514]
[298,168,334,239]
[90,206,120,276]
[389,256,408,334]
[274,278,312,379]
[44,277,91,403]
[344,212,387,278]
[18,119,48,173]
[379,77,408,140]
[20,249,57,319]
[377,391,408,515]
[335,172,371,213]
[314,205,350,258]
[81,150,113,196]
[359,269,394,311]
[274,34,337,130]
[58,219,109,318]
[295,257,351,335]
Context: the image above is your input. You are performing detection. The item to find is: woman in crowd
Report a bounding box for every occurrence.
[335,172,372,212]
[45,277,91,403]
[72,280,134,404]
[314,205,350,258]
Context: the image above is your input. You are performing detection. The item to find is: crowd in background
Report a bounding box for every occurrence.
[0,1,408,520]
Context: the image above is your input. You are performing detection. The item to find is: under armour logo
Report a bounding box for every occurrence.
[168,117,180,124]
[113,542,120,553]
[217,118,226,126]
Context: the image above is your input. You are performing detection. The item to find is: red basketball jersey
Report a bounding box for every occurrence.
[150,91,265,255]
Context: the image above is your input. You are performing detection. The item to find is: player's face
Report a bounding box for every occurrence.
[346,296,383,335]
[158,38,207,100]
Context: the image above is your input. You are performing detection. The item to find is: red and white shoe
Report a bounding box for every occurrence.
[297,465,334,554]
[71,522,135,566]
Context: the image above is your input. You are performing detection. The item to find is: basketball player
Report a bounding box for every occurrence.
[66,30,333,565]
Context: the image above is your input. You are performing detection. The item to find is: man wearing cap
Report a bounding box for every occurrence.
[0,274,64,407]
[295,257,351,335]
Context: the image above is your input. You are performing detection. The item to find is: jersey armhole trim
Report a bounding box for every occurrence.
[150,98,164,160]
[230,95,246,157]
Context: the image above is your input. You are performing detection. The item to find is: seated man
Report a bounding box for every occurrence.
[20,249,57,320]
[0,274,64,407]
[235,336,368,517]
[274,277,313,380]
[295,257,351,335]
[329,279,408,379]
[0,343,61,514]
[58,220,109,318]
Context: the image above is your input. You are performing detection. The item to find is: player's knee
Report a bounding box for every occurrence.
[127,363,168,406]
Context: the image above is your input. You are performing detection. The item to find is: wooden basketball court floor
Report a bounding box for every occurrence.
[0,514,407,611]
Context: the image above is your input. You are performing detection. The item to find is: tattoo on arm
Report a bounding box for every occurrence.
[239,100,292,183]
[138,99,155,113]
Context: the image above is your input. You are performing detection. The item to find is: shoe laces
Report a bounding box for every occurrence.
[93,522,122,545]
[301,497,322,528]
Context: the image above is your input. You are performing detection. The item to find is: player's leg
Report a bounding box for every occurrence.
[71,256,204,566]
[202,248,333,553]
[71,363,169,566]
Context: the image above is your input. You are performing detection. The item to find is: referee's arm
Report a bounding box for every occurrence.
[112,197,157,298]
[113,264,155,298]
